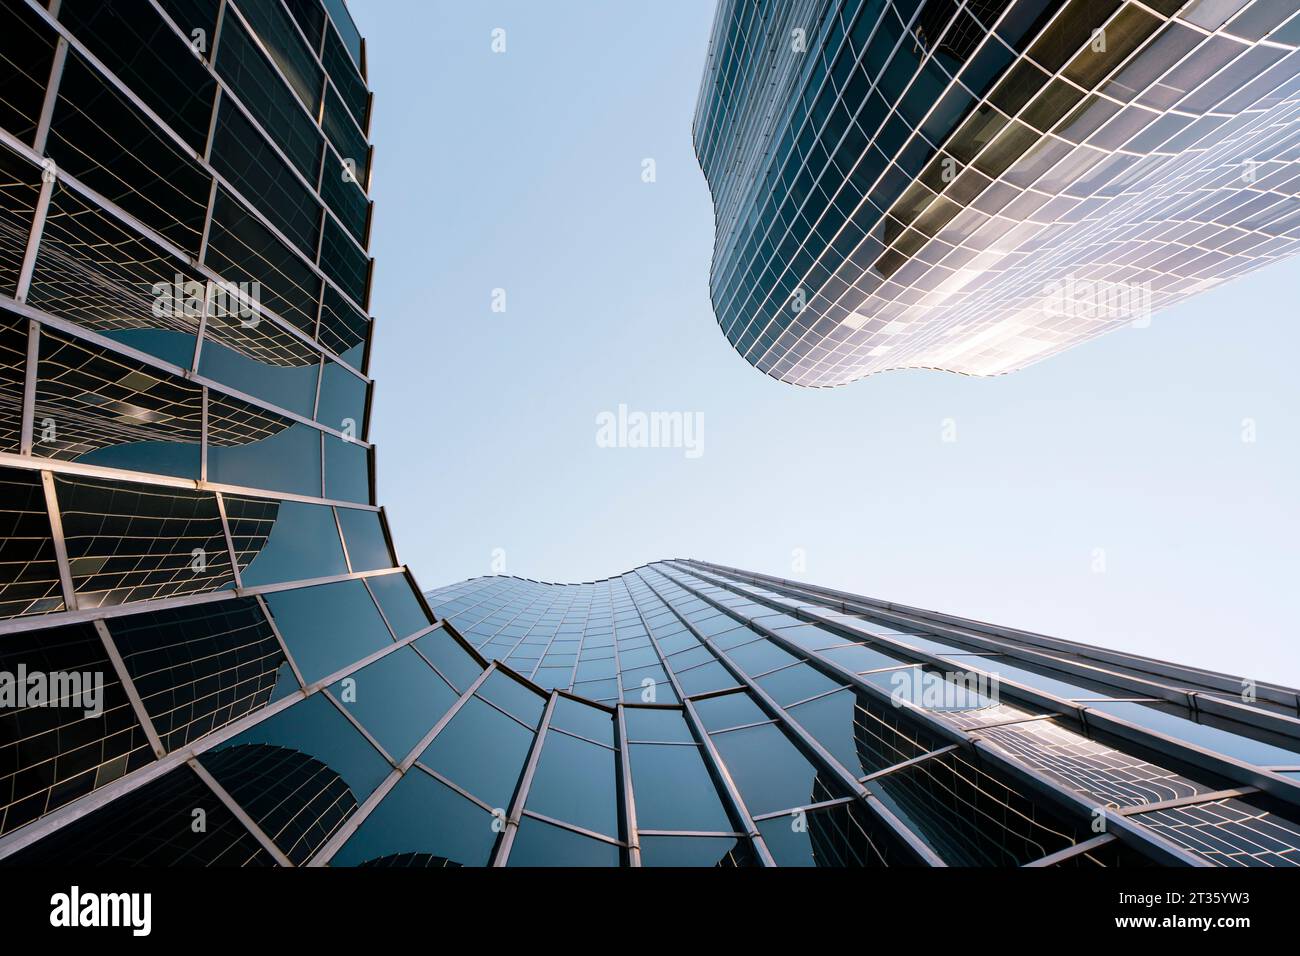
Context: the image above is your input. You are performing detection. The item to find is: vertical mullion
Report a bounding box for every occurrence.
[308,662,497,866]
[92,619,166,758]
[32,36,68,154]
[621,572,776,866]
[188,758,293,865]
[40,469,76,611]
[213,491,243,589]
[18,319,40,454]
[15,175,54,305]
[637,566,945,866]
[491,691,558,866]
[614,703,641,866]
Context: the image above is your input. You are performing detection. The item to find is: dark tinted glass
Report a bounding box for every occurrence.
[224,496,347,586]
[330,647,456,759]
[524,731,619,836]
[419,697,532,810]
[263,579,392,685]
[507,817,621,867]
[628,743,732,831]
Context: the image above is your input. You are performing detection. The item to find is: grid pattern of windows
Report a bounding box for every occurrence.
[0,0,415,865]
[418,558,1300,867]
[694,0,1300,384]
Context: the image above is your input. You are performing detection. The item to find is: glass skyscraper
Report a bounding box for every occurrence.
[694,0,1300,385]
[1,0,1298,870]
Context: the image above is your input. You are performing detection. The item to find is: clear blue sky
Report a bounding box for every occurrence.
[354,0,1300,686]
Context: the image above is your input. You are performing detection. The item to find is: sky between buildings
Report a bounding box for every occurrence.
[354,0,1300,686]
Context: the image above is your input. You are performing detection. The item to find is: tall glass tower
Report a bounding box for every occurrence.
[1,0,1298,869]
[694,0,1300,385]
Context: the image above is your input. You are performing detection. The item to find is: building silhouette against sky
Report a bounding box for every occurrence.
[0,0,1299,868]
[694,0,1300,385]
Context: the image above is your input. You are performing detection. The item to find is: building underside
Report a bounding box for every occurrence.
[694,0,1300,385]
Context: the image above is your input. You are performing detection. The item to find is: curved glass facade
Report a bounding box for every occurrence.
[1,0,1298,869]
[694,0,1300,385]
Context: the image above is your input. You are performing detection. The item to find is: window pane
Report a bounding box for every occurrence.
[524,731,619,837]
[419,696,532,810]
[200,692,390,863]
[331,647,456,759]
[711,722,830,815]
[207,393,323,496]
[225,496,347,587]
[365,571,430,638]
[263,579,392,684]
[413,628,483,692]
[332,768,495,867]
[507,817,620,867]
[628,743,731,831]
[623,706,694,742]
[640,836,756,867]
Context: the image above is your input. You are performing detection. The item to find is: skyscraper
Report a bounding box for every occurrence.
[0,0,402,862]
[694,0,1300,385]
[1,0,1297,871]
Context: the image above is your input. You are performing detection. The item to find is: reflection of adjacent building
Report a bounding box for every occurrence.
[694,1,1300,385]
[0,0,399,857]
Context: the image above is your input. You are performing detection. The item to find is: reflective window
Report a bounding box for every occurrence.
[225,496,347,587]
[200,693,390,863]
[108,596,290,751]
[523,731,619,837]
[419,696,532,811]
[216,14,322,182]
[46,53,210,254]
[198,321,321,420]
[318,284,369,369]
[414,629,484,692]
[692,691,768,732]
[724,640,801,678]
[322,18,368,126]
[0,2,56,144]
[477,670,547,727]
[0,466,64,618]
[207,393,323,497]
[232,0,322,113]
[330,647,456,759]
[317,359,368,432]
[323,432,370,503]
[263,579,393,685]
[331,769,495,867]
[787,686,941,778]
[675,660,738,696]
[0,622,151,836]
[210,99,321,259]
[55,473,236,606]
[27,184,202,368]
[4,765,273,865]
[711,722,830,815]
[58,0,214,151]
[640,835,756,867]
[628,743,732,832]
[550,696,615,745]
[36,327,202,478]
[366,571,430,638]
[757,802,894,867]
[507,817,621,867]
[319,217,370,307]
[623,706,694,742]
[754,661,843,706]
[204,187,321,338]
